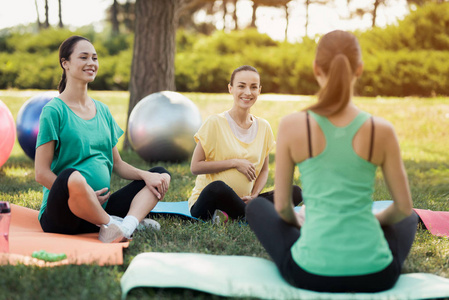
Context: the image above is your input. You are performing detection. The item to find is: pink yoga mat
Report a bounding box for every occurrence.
[414,208,449,237]
[0,204,129,266]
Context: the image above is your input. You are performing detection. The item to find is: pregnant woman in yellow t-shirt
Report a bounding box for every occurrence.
[188,65,302,223]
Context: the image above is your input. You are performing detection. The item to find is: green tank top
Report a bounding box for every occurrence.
[291,110,392,276]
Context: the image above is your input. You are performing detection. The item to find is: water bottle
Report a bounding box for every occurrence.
[0,201,11,253]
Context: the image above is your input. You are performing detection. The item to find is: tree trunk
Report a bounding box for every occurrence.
[124,0,133,32]
[58,0,63,28]
[111,0,120,35]
[372,0,380,27]
[124,0,179,150]
[35,0,42,29]
[250,1,258,28]
[232,0,238,30]
[284,3,289,41]
[305,0,310,37]
[223,0,228,30]
[44,0,49,28]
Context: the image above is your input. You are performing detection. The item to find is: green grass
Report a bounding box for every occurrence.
[0,90,449,299]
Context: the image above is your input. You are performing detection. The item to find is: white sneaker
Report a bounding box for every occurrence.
[137,218,161,231]
[98,224,129,243]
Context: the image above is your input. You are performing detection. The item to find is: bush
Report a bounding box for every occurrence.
[359,2,449,51]
[359,50,449,97]
[0,3,448,96]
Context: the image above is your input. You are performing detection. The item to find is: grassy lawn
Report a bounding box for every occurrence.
[0,90,448,299]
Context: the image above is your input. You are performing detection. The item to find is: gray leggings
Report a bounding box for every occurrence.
[246,197,418,293]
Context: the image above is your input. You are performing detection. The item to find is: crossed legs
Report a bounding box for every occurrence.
[40,167,169,235]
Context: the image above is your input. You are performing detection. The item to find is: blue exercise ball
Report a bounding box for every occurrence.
[128,91,202,162]
[16,91,58,160]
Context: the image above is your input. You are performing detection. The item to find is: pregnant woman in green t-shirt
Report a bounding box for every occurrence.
[35,36,170,243]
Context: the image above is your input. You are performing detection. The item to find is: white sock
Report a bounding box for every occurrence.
[121,215,139,237]
[106,215,123,226]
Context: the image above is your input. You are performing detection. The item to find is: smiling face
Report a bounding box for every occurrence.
[62,40,98,84]
[228,70,261,110]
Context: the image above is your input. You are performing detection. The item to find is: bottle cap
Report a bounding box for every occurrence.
[0,202,11,213]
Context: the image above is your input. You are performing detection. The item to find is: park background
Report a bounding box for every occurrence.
[1,0,449,299]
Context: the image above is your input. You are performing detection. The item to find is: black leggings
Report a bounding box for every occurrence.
[190,180,303,220]
[39,166,170,235]
[246,197,418,293]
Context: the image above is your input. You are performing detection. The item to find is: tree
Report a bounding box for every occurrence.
[124,0,193,149]
[123,0,135,32]
[302,0,328,37]
[106,0,136,33]
[34,0,42,29]
[44,0,50,28]
[110,0,120,35]
[177,0,217,34]
[250,0,292,40]
[344,0,406,28]
[232,0,239,29]
[58,0,64,28]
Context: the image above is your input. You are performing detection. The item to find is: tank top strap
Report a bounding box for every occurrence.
[307,110,333,139]
[345,111,371,138]
[307,110,371,142]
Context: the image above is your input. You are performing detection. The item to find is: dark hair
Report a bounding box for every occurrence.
[229,65,260,86]
[58,35,90,93]
[307,30,362,116]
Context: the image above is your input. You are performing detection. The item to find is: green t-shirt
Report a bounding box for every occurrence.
[291,110,393,276]
[36,97,124,219]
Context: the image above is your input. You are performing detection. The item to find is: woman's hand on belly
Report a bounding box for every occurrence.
[95,187,110,205]
[233,159,256,181]
[241,194,257,204]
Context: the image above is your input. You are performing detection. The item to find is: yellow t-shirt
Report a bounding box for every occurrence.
[188,112,275,210]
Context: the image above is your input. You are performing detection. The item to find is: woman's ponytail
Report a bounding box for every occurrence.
[306,30,361,117]
[57,35,90,93]
[310,54,352,116]
[58,71,67,93]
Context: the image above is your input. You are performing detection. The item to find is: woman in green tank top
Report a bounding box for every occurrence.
[246,30,418,293]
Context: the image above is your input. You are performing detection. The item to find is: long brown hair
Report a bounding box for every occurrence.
[307,30,362,116]
[57,36,90,93]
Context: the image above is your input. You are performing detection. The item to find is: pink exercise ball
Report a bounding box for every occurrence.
[0,100,16,168]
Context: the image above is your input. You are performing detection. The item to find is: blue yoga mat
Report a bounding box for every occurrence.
[121,252,449,300]
[149,200,394,220]
[150,201,199,220]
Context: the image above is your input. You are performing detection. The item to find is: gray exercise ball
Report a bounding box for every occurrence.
[128,91,202,162]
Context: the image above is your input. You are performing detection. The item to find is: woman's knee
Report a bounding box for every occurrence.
[204,180,229,194]
[67,171,90,193]
[51,168,79,195]
[246,197,268,222]
[148,166,171,176]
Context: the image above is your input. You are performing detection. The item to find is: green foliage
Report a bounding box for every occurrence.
[4,28,75,54]
[358,2,449,51]
[176,52,239,93]
[100,33,134,55]
[359,50,449,96]
[192,29,278,54]
[0,3,448,96]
